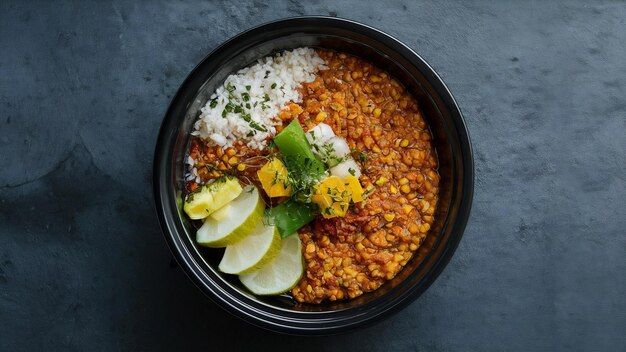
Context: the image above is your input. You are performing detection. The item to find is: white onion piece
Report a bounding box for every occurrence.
[305,123,335,145]
[328,136,351,158]
[330,159,361,179]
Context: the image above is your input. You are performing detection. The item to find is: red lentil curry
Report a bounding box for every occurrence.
[185,50,439,303]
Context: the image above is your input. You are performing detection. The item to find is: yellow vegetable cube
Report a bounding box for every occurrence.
[256,158,292,197]
[344,175,364,203]
[312,176,351,218]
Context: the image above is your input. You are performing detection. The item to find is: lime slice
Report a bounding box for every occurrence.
[196,186,264,248]
[239,234,303,295]
[218,222,281,275]
[209,204,231,221]
[183,177,243,220]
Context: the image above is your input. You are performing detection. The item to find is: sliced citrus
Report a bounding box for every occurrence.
[196,186,263,248]
[218,222,281,275]
[239,234,303,295]
[209,204,231,221]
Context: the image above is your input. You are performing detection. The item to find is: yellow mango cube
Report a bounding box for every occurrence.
[344,175,364,203]
[256,157,292,197]
[312,176,351,218]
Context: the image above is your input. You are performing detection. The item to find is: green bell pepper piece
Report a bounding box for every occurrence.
[266,200,317,238]
[273,119,326,180]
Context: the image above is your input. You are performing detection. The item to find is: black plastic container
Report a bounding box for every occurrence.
[153,16,473,334]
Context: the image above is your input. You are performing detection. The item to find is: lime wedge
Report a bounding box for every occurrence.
[196,186,264,248]
[183,177,243,220]
[239,234,303,295]
[218,222,281,275]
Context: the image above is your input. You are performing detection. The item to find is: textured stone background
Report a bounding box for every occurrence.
[1,1,624,351]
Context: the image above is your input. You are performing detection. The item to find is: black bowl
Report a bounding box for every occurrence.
[153,16,473,334]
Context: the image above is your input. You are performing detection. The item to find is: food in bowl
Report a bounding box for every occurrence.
[183,47,439,304]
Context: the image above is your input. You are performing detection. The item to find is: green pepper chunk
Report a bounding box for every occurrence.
[268,119,326,236]
[266,200,317,238]
[273,119,326,180]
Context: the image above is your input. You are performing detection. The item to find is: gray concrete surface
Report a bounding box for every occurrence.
[1,1,625,351]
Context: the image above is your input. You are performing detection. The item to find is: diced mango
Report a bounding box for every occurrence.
[344,175,364,203]
[257,157,292,197]
[312,175,365,218]
[312,176,351,218]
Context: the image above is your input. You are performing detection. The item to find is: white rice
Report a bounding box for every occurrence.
[191,47,327,150]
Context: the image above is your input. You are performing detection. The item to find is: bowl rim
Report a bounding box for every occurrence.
[153,15,474,335]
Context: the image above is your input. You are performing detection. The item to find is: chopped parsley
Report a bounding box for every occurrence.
[315,141,344,167]
[352,149,367,162]
[222,102,235,118]
[249,121,267,132]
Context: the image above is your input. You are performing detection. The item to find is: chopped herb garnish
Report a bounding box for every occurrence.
[271,83,277,89]
[353,150,367,162]
[245,85,251,91]
[314,141,344,167]
[242,92,250,102]
[226,83,236,93]
[237,111,264,132]
[209,99,217,108]
[348,168,356,176]
[249,121,267,132]
[263,93,270,102]
[245,103,251,109]
[272,120,327,204]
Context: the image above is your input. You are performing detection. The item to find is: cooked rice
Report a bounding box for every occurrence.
[191,47,327,150]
